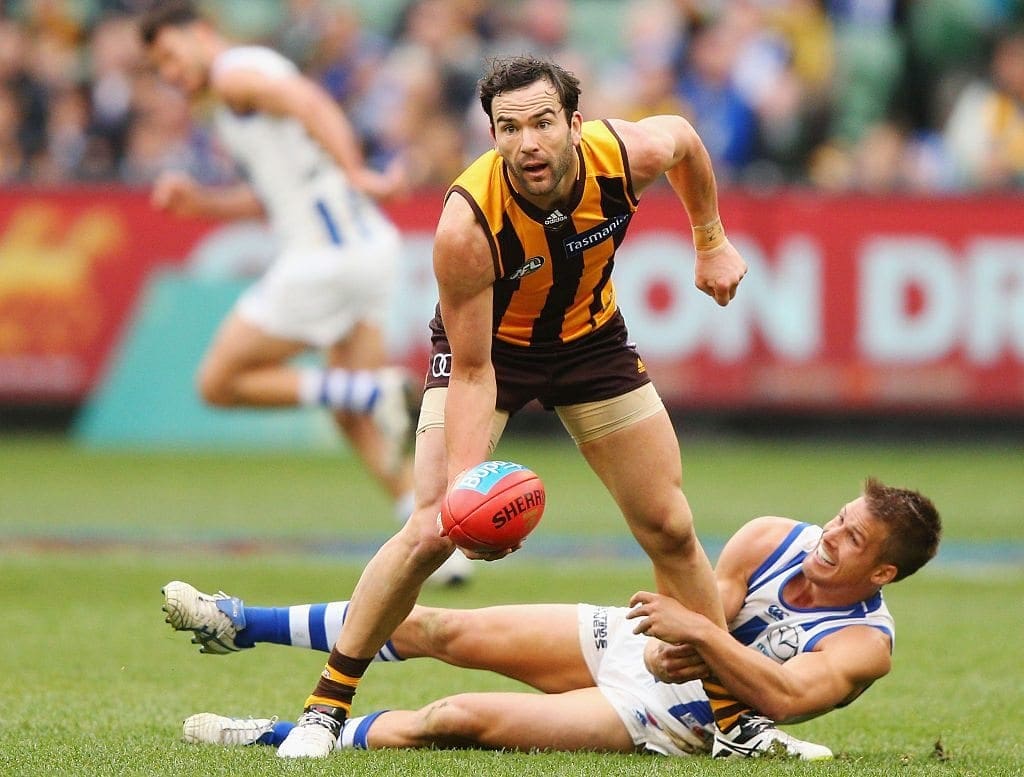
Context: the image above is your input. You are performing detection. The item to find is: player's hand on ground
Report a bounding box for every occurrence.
[642,637,710,683]
[151,171,201,216]
[694,239,747,306]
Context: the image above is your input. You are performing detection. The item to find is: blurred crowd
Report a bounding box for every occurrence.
[2,0,1024,192]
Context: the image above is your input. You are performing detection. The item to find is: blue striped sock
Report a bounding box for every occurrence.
[339,710,389,750]
[237,602,404,660]
[233,606,290,649]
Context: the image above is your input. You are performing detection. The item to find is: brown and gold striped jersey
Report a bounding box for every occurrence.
[446,119,639,347]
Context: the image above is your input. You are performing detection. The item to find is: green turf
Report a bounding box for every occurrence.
[1,433,1022,775]
[4,432,1023,541]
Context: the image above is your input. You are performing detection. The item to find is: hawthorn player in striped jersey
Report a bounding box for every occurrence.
[278,55,753,758]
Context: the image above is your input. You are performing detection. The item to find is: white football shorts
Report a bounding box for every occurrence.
[576,604,715,756]
[235,228,400,348]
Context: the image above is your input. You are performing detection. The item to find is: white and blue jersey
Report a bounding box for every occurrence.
[210,46,401,346]
[578,522,895,757]
[212,46,396,254]
[730,523,894,663]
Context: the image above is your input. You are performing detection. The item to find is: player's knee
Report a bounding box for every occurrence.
[419,694,486,741]
[400,507,456,568]
[416,607,471,656]
[195,364,235,407]
[632,499,698,557]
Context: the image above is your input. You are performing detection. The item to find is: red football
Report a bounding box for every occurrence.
[440,461,546,553]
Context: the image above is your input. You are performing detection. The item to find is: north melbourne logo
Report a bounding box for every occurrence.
[508,256,545,280]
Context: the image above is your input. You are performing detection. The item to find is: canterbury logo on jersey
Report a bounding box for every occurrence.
[563,212,632,256]
[507,256,545,280]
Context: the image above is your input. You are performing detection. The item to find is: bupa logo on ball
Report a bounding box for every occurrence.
[456,461,526,494]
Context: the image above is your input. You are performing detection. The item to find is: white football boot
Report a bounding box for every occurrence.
[426,550,474,587]
[712,713,833,760]
[276,707,343,758]
[162,580,247,654]
[182,713,277,746]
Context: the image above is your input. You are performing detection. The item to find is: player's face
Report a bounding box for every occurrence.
[804,498,894,587]
[148,26,209,97]
[490,79,582,207]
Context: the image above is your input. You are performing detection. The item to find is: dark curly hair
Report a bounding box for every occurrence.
[478,55,581,127]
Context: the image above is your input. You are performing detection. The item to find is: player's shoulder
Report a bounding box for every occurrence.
[448,147,502,197]
[435,190,493,269]
[603,114,692,145]
[740,515,805,543]
[437,191,481,241]
[444,150,511,239]
[600,117,648,153]
[601,115,694,192]
[211,46,297,92]
[719,516,807,572]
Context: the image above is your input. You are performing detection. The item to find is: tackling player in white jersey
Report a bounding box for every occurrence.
[139,2,469,582]
[162,477,941,759]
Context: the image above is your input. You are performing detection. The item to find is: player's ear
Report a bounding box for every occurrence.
[870,563,898,587]
[570,111,582,145]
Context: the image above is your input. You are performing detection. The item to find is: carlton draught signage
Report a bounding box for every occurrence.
[605,192,1024,411]
[385,192,1024,412]
[1,188,1021,411]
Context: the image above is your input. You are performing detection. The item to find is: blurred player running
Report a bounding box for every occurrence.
[139,1,469,583]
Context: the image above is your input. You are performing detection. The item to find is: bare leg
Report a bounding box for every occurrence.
[195,313,413,503]
[334,411,414,503]
[364,688,635,752]
[196,312,308,406]
[394,603,591,693]
[578,411,725,629]
[336,425,454,657]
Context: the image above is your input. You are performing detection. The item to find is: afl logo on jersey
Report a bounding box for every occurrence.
[508,256,545,281]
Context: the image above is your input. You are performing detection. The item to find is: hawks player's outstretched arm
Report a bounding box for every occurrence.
[609,115,747,306]
[433,193,499,486]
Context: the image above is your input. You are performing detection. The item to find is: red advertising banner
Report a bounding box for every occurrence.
[1,188,1022,411]
[0,188,212,402]
[615,192,1024,411]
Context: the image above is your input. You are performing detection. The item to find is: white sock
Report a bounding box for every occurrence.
[297,368,379,412]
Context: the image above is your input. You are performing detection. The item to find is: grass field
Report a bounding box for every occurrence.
[1,430,1022,776]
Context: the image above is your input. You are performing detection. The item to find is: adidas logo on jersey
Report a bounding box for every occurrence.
[543,209,568,230]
